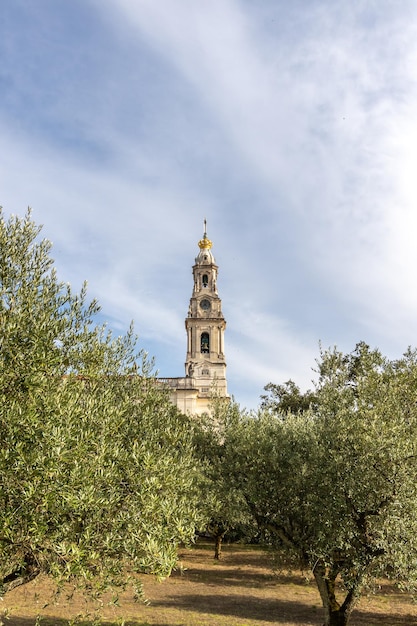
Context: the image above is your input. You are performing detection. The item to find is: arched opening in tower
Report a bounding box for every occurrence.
[201,332,210,353]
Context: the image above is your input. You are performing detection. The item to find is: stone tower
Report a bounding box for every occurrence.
[161,222,228,415]
[184,221,228,399]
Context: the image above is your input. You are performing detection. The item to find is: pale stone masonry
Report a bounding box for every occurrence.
[161,223,229,416]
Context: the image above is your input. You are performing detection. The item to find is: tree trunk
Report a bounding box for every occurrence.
[327,610,349,626]
[2,554,39,594]
[214,531,225,560]
[313,560,360,626]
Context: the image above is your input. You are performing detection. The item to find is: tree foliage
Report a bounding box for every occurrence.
[0,209,202,596]
[260,379,317,415]
[229,343,417,626]
[192,397,253,559]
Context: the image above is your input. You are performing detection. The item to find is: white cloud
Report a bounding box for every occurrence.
[2,0,417,408]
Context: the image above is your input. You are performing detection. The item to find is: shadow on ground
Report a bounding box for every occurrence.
[3,617,174,626]
[4,596,417,626]
[154,592,417,626]
[154,592,321,624]
[349,609,417,626]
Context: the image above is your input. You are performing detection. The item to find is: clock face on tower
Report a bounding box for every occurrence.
[200,298,211,311]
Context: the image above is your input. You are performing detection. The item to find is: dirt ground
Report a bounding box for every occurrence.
[2,544,417,626]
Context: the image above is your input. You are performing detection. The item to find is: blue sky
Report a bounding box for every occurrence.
[1,0,417,409]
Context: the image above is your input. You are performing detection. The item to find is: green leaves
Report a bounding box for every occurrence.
[0,208,201,596]
[192,399,255,554]
[228,343,417,624]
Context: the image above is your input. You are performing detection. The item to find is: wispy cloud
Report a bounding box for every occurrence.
[2,0,417,407]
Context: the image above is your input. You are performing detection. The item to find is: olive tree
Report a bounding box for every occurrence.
[260,379,317,415]
[192,398,253,559]
[0,209,202,596]
[228,343,417,626]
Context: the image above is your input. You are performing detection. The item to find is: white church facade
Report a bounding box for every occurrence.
[159,224,229,416]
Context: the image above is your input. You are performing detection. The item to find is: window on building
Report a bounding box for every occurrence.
[202,274,208,287]
[201,332,209,353]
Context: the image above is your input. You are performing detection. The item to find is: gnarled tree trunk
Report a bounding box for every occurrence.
[1,553,40,594]
[313,560,361,626]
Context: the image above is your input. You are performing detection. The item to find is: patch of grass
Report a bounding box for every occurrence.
[2,543,417,626]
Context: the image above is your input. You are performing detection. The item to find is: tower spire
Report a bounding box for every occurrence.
[198,218,212,251]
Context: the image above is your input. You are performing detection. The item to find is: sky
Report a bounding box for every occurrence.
[1,0,417,409]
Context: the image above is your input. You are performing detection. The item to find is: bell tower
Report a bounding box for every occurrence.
[184,221,228,400]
